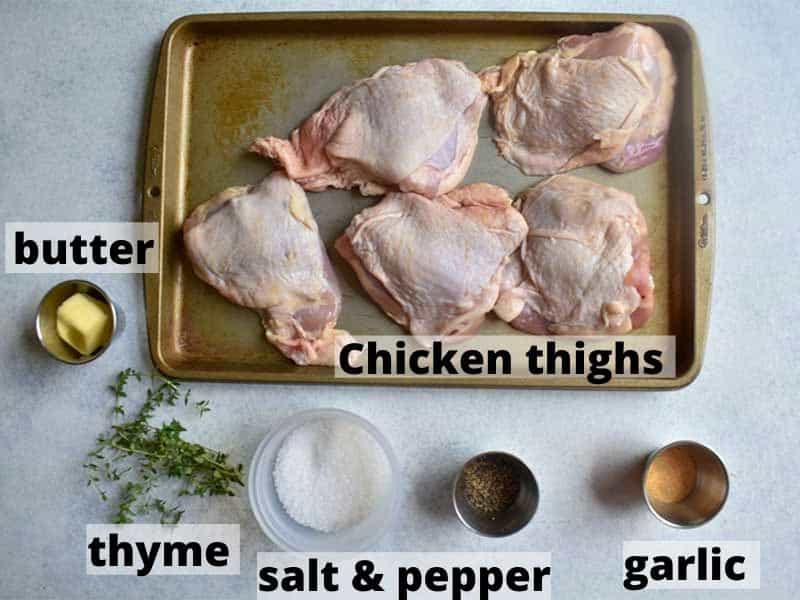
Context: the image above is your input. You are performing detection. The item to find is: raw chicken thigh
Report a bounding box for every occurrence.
[183,172,352,366]
[251,59,486,198]
[558,23,676,172]
[481,23,675,175]
[336,184,528,340]
[494,175,654,335]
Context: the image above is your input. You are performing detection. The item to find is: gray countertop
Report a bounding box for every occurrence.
[1,1,798,599]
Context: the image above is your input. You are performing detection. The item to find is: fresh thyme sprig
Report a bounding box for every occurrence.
[84,369,244,524]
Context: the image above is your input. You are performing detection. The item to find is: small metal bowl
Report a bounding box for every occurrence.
[453,451,539,537]
[35,279,119,364]
[642,440,729,528]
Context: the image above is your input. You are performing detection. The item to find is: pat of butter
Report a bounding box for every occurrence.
[56,293,112,356]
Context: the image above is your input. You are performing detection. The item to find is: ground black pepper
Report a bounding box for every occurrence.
[462,456,521,515]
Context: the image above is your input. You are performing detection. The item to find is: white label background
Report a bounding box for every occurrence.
[5,222,159,273]
[257,552,551,600]
[335,335,676,380]
[623,541,760,590]
[86,524,240,575]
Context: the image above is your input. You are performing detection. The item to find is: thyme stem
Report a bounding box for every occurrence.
[84,369,244,524]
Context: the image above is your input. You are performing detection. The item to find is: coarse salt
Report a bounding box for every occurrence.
[273,417,391,533]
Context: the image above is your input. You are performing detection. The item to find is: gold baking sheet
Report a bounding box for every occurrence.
[142,12,714,388]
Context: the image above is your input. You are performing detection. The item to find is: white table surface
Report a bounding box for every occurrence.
[1,1,798,598]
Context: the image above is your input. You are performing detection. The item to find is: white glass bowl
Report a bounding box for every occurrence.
[248,408,400,551]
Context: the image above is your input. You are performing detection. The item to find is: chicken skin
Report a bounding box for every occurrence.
[251,59,486,198]
[336,183,528,341]
[481,23,675,175]
[183,172,352,366]
[494,175,654,335]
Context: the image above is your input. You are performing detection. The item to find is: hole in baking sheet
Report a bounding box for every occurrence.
[696,193,710,205]
[148,186,161,198]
